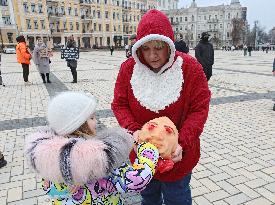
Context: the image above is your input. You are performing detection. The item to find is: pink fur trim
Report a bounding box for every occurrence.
[34,137,69,182]
[70,139,108,184]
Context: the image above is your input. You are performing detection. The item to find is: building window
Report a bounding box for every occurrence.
[198,34,201,39]
[114,25,116,31]
[76,22,79,30]
[97,11,101,18]
[192,15,194,21]
[106,24,109,31]
[70,22,73,30]
[227,32,230,38]
[180,17,182,22]
[68,7,72,15]
[185,17,187,21]
[26,19,31,29]
[105,0,107,4]
[105,11,108,18]
[98,24,101,31]
[31,4,35,12]
[94,23,96,31]
[0,0,8,6]
[228,13,230,19]
[7,33,13,43]
[220,24,222,28]
[38,4,43,13]
[34,20,38,29]
[40,20,45,29]
[63,22,67,30]
[23,3,28,12]
[209,15,211,20]
[215,15,217,19]
[204,16,206,20]
[75,8,78,16]
[2,16,11,25]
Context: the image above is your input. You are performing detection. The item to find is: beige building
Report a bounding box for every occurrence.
[0,0,17,48]
[1,0,161,49]
[12,0,50,49]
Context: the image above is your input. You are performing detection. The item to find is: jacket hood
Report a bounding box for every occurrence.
[25,127,134,185]
[132,9,176,74]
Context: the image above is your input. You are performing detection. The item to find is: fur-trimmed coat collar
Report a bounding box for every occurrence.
[25,127,133,185]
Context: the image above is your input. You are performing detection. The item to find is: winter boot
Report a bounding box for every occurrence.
[46,73,51,83]
[71,70,77,83]
[40,73,46,83]
[0,152,7,169]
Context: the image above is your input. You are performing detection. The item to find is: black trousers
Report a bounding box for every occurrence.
[22,63,29,82]
[70,67,77,82]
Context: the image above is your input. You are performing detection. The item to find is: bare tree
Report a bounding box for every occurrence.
[231,18,245,46]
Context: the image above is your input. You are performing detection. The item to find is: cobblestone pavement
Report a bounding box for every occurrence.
[0,50,274,205]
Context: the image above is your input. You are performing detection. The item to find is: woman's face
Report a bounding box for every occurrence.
[87,115,97,135]
[140,41,169,72]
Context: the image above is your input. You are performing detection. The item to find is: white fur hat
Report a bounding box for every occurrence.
[47,91,97,136]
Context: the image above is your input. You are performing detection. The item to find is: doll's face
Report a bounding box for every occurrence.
[138,117,178,159]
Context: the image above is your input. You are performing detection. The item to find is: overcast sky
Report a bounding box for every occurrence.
[178,0,275,32]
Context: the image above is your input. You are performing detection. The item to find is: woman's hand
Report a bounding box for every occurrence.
[171,144,183,163]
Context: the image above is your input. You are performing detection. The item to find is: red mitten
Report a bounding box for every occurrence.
[156,158,174,173]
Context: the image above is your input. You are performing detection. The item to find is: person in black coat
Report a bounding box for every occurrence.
[195,32,214,81]
[175,39,189,54]
[66,35,78,83]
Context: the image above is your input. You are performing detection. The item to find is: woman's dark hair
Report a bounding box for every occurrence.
[16,35,26,43]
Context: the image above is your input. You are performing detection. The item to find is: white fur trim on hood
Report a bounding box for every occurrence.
[132,34,176,75]
[130,56,184,113]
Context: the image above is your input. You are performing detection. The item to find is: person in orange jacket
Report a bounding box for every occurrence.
[16,35,32,84]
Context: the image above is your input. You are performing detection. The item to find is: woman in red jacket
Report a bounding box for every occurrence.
[112,10,211,205]
[16,35,32,84]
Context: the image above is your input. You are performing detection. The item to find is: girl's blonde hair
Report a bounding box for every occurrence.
[71,121,96,138]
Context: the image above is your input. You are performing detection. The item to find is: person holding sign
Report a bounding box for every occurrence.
[33,37,53,83]
[65,35,78,83]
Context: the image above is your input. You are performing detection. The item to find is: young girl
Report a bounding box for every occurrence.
[25,91,159,205]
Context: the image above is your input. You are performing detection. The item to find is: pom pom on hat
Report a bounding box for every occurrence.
[47,91,97,136]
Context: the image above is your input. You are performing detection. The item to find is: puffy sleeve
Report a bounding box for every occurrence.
[18,43,31,60]
[111,60,142,132]
[109,142,159,193]
[179,60,211,150]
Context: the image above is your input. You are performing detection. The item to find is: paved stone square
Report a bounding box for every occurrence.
[0,49,274,205]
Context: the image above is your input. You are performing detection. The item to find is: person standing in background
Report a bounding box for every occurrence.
[66,35,78,83]
[110,45,114,55]
[126,34,137,58]
[0,151,7,168]
[16,35,32,85]
[195,32,214,81]
[33,37,52,83]
[175,39,189,54]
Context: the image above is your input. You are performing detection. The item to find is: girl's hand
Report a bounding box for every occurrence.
[132,130,139,153]
[68,185,80,194]
[171,144,183,163]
